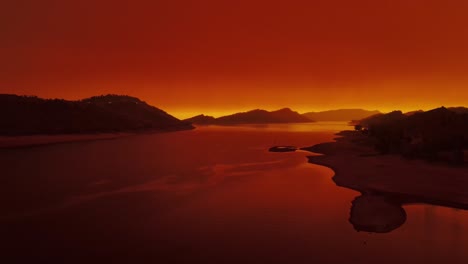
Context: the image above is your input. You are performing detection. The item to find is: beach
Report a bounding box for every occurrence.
[303,131,468,209]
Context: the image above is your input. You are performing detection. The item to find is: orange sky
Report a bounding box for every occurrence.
[1,0,467,118]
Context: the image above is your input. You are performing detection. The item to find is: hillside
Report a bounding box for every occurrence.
[0,94,193,135]
[185,108,313,125]
[355,107,468,164]
[302,109,380,122]
[184,114,217,125]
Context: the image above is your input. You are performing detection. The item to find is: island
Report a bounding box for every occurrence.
[269,146,298,152]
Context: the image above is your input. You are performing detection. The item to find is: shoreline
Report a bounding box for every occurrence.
[301,130,468,210]
[0,127,194,149]
[0,133,131,149]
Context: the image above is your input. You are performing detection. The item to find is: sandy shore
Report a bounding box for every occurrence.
[302,131,468,209]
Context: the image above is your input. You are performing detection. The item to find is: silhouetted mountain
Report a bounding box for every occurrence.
[0,94,193,135]
[184,114,216,125]
[185,108,313,125]
[218,108,313,124]
[358,111,406,127]
[356,107,468,164]
[302,109,380,122]
[448,107,468,114]
[404,110,424,116]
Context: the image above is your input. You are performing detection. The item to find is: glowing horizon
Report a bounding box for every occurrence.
[2,0,468,118]
[168,104,466,120]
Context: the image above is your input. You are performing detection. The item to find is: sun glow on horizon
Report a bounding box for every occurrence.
[168,103,466,120]
[2,0,468,119]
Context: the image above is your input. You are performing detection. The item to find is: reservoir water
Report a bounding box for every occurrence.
[2,123,468,263]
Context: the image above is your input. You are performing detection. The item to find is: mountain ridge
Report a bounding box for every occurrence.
[185,108,313,125]
[0,94,193,135]
[355,106,468,164]
[302,109,381,122]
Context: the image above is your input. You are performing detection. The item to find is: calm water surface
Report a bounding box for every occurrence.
[1,123,468,263]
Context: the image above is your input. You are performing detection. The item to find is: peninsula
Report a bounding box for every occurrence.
[0,94,193,148]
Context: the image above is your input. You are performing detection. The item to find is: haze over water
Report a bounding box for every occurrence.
[2,123,468,263]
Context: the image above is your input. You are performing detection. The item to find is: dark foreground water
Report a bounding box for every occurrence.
[1,123,468,263]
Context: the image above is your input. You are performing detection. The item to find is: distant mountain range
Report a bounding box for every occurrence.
[186,108,380,125]
[0,94,193,135]
[185,108,312,125]
[448,107,468,114]
[302,109,381,122]
[184,114,217,125]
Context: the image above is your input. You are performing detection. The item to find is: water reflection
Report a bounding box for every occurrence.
[346,190,468,233]
[3,123,468,263]
[268,143,468,234]
[197,122,351,132]
[349,194,406,233]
